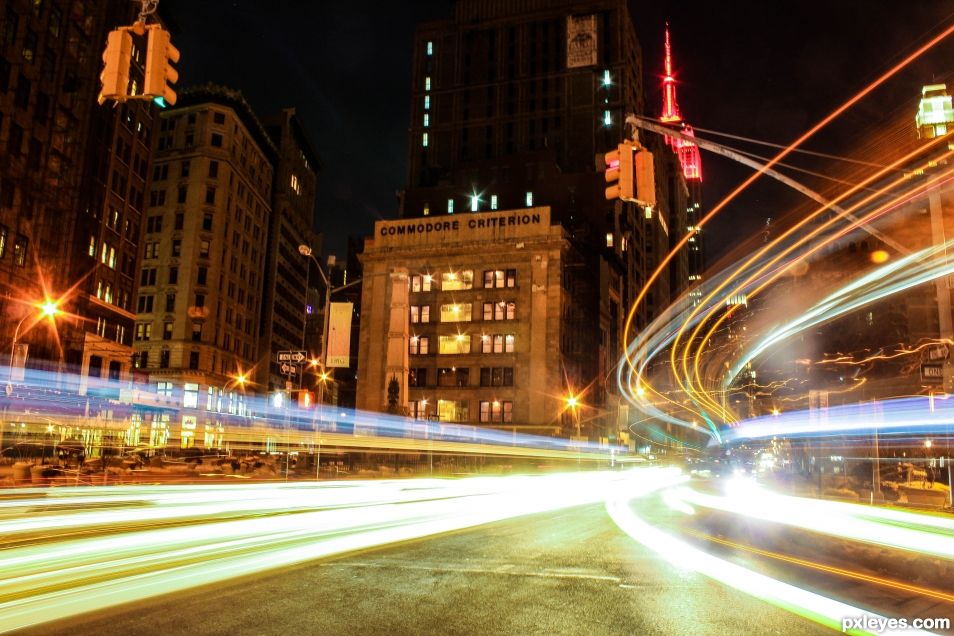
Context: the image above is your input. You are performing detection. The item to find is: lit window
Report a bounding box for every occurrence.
[525,192,533,207]
[644,206,653,219]
[447,198,454,214]
[606,232,614,247]
[426,41,433,55]
[440,270,472,290]
[410,274,433,292]
[470,194,479,212]
[424,95,430,110]
[490,195,497,210]
[438,335,471,355]
[410,305,430,323]
[440,303,472,322]
[425,76,431,90]
[603,69,612,86]
[423,114,429,128]
[409,336,429,355]
[290,174,300,195]
[423,204,430,216]
[156,381,173,396]
[603,110,612,126]
[422,132,429,148]
[183,383,199,408]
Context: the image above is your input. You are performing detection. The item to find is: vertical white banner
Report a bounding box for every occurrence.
[326,302,353,368]
[566,15,597,69]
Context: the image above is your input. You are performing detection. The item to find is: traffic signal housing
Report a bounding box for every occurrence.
[604,142,635,202]
[144,25,180,106]
[298,390,315,409]
[98,29,133,104]
[634,149,656,207]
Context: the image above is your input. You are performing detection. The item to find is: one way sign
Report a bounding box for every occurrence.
[278,350,307,363]
[280,363,299,376]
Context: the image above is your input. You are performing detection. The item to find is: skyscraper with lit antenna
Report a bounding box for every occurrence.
[660,23,705,292]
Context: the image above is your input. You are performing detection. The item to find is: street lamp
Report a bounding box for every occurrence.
[565,394,581,439]
[297,244,361,393]
[9,298,62,383]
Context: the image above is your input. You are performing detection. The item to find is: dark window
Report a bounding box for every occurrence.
[13,235,27,266]
[195,293,205,308]
[146,215,162,233]
[137,295,153,313]
[175,212,184,230]
[180,160,190,178]
[177,186,187,204]
[208,160,219,178]
[171,239,181,257]
[211,133,223,147]
[197,267,207,285]
[140,268,157,286]
[7,122,23,155]
[165,293,175,312]
[168,266,178,284]
[202,213,213,231]
[163,322,173,340]
[213,112,225,125]
[189,350,200,368]
[160,350,170,368]
[135,351,148,368]
[191,324,201,342]
[14,75,30,109]
[205,186,216,205]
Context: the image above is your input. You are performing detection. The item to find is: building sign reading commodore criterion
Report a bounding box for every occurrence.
[375,208,550,246]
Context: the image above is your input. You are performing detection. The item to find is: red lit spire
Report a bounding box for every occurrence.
[660,23,681,123]
[659,23,702,181]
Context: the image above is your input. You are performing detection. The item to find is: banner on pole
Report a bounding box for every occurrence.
[326,302,353,368]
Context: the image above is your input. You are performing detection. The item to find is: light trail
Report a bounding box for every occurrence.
[621,21,954,403]
[0,470,659,633]
[605,473,940,635]
[681,527,954,605]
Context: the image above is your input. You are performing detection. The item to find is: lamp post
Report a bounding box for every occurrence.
[8,299,61,383]
[297,244,361,396]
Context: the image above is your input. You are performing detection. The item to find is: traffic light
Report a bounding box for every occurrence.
[634,149,656,207]
[604,142,635,202]
[144,25,180,106]
[98,28,133,104]
[298,390,315,409]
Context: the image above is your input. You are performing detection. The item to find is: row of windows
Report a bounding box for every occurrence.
[153,159,219,182]
[407,399,513,424]
[409,334,515,355]
[411,301,516,323]
[409,269,516,292]
[409,366,514,388]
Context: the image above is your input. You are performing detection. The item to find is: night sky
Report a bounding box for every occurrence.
[161,0,954,265]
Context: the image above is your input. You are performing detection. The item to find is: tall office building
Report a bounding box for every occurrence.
[0,0,157,394]
[359,0,687,440]
[258,108,319,392]
[133,86,274,436]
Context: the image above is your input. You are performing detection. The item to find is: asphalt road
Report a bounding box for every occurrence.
[33,500,829,636]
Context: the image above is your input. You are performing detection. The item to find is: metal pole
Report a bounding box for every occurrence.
[320,269,331,370]
[8,314,27,382]
[872,425,881,501]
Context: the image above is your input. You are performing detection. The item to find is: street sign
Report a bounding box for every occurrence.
[277,350,307,363]
[922,363,944,383]
[280,362,299,376]
[927,344,950,361]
